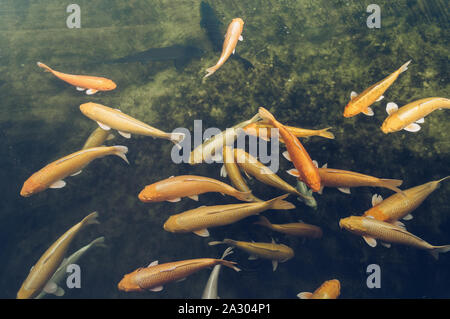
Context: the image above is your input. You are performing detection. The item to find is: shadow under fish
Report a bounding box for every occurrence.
[109,45,205,71]
[200,1,254,71]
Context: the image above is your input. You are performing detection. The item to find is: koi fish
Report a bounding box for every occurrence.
[381,97,450,133]
[37,62,116,95]
[220,145,263,202]
[20,145,129,197]
[297,279,341,299]
[254,216,323,238]
[287,162,403,195]
[243,122,335,142]
[118,258,240,292]
[231,148,311,201]
[339,216,450,259]
[138,175,254,203]
[35,236,106,299]
[82,127,115,150]
[258,107,321,192]
[163,194,295,237]
[364,176,450,224]
[343,60,411,117]
[209,238,294,271]
[204,18,244,78]
[17,212,100,299]
[201,247,234,299]
[189,113,261,164]
[79,102,185,144]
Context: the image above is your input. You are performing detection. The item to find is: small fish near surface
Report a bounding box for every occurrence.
[118,258,240,293]
[339,216,450,259]
[17,212,100,299]
[111,45,204,71]
[79,102,185,145]
[37,62,116,95]
[209,238,294,271]
[20,145,129,197]
[204,18,245,78]
[343,60,411,118]
[82,127,115,150]
[297,279,341,299]
[163,194,295,237]
[201,247,234,299]
[138,175,255,203]
[381,97,450,133]
[254,216,323,238]
[364,176,450,224]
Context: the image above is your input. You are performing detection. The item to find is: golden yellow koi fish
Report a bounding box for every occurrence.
[297,279,341,299]
[254,216,323,238]
[82,127,115,150]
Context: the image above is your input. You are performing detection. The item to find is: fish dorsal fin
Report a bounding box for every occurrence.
[363,236,377,247]
[386,102,399,115]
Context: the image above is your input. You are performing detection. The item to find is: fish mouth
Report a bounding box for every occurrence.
[380,124,391,134]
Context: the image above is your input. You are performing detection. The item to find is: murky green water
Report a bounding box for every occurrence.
[0,0,449,299]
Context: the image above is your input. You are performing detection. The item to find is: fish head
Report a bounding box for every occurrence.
[20,177,42,197]
[138,185,160,202]
[117,272,142,292]
[339,216,366,234]
[79,102,98,118]
[232,18,245,27]
[102,79,117,91]
[343,101,359,118]
[380,116,400,134]
[163,216,177,232]
[17,286,36,299]
[308,180,322,193]
[320,279,341,298]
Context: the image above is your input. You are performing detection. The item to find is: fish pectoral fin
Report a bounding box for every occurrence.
[49,180,66,189]
[376,95,384,102]
[415,117,425,124]
[337,187,351,194]
[272,260,278,272]
[118,131,131,139]
[282,151,292,162]
[167,197,181,203]
[239,35,243,41]
[350,91,358,100]
[363,236,377,247]
[297,292,313,299]
[386,102,399,115]
[402,214,413,221]
[362,107,374,116]
[96,121,111,130]
[70,170,82,176]
[76,87,86,91]
[193,228,210,237]
[220,165,228,178]
[149,286,164,292]
[86,89,99,95]
[248,255,258,260]
[381,242,391,248]
[286,169,300,177]
[392,220,406,229]
[371,194,383,206]
[188,195,199,201]
[403,123,421,132]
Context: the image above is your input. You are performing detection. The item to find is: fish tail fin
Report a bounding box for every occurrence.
[204,66,217,78]
[82,211,100,226]
[208,240,227,246]
[258,107,276,123]
[220,247,234,260]
[437,176,450,184]
[266,194,295,210]
[318,127,335,139]
[235,190,255,202]
[399,60,412,74]
[90,236,108,249]
[379,179,404,194]
[218,260,241,272]
[37,62,53,72]
[170,132,186,149]
[430,245,450,260]
[112,145,129,164]
[254,216,273,228]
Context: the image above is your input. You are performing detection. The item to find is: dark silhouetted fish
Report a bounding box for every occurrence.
[200,1,254,70]
[110,45,204,71]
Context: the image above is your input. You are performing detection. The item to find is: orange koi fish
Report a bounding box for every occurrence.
[258,107,321,192]
[343,60,411,117]
[297,279,341,299]
[37,62,116,95]
[138,175,254,203]
[381,97,450,133]
[118,258,240,293]
[204,18,244,78]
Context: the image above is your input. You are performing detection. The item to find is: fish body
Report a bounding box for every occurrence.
[35,236,106,299]
[244,122,335,141]
[79,102,184,143]
[297,279,341,299]
[343,60,411,118]
[287,165,403,195]
[37,62,116,94]
[381,97,450,133]
[82,127,115,149]
[163,194,295,237]
[221,146,262,202]
[254,216,322,238]
[138,175,254,203]
[189,114,261,164]
[204,18,244,78]
[17,212,100,299]
[118,258,240,292]
[258,107,321,192]
[20,145,129,197]
[364,177,449,223]
[339,216,450,258]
